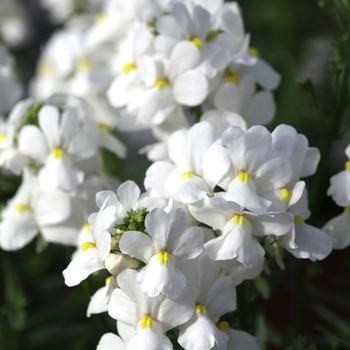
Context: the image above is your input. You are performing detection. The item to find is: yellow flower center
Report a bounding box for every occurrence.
[39,63,54,76]
[15,203,31,213]
[141,315,153,329]
[81,242,96,251]
[105,276,112,285]
[52,148,64,159]
[346,160,350,171]
[97,122,110,130]
[82,223,91,233]
[294,215,304,225]
[191,37,203,49]
[78,58,92,72]
[237,170,251,183]
[0,133,7,142]
[154,78,169,90]
[157,251,169,265]
[225,70,240,85]
[279,187,292,202]
[95,12,107,24]
[248,47,259,57]
[345,206,350,214]
[122,63,137,74]
[231,214,245,225]
[195,304,207,315]
[217,321,230,331]
[182,171,195,180]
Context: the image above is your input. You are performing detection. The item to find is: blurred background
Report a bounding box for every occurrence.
[0,0,349,349]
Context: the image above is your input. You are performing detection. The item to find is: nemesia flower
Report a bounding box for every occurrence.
[120,208,203,298]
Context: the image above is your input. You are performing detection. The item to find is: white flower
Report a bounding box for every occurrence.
[327,143,350,207]
[220,125,292,213]
[0,172,72,250]
[18,103,98,192]
[120,208,203,298]
[108,268,193,350]
[323,206,350,249]
[178,254,236,350]
[145,121,230,203]
[190,196,292,266]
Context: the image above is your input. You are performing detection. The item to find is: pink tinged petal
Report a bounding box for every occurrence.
[117,181,141,211]
[287,223,333,261]
[246,91,276,126]
[323,211,350,250]
[97,333,125,350]
[87,286,109,317]
[38,105,61,147]
[18,125,48,163]
[119,231,154,263]
[168,41,201,80]
[63,250,104,287]
[173,70,209,106]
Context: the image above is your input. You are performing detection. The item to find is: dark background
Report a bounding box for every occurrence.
[0,0,350,349]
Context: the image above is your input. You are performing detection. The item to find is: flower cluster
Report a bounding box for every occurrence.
[324,142,350,249]
[0,94,125,251]
[63,118,332,349]
[31,0,280,161]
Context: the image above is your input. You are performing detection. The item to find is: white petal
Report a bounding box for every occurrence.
[119,231,154,263]
[87,286,109,317]
[287,223,332,261]
[38,105,61,147]
[63,249,104,287]
[173,70,209,106]
[246,91,275,126]
[117,181,141,211]
[97,333,125,350]
[18,125,48,163]
[323,211,350,249]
